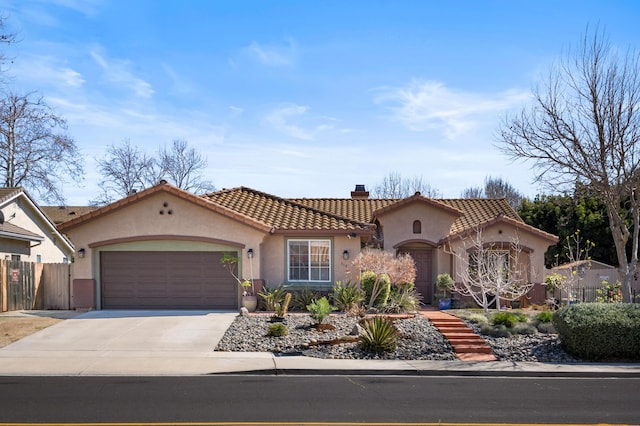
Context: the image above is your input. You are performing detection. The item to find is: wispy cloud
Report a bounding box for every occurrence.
[375,80,530,138]
[12,55,85,88]
[264,104,341,141]
[89,48,154,98]
[243,39,297,67]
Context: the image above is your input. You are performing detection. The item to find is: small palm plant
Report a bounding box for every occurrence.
[306,297,335,324]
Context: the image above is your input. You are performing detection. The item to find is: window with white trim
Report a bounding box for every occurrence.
[288,239,331,282]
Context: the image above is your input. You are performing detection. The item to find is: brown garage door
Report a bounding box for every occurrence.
[100,251,237,309]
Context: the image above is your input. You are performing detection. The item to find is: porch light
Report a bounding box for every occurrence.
[247,248,254,258]
[78,248,86,259]
[343,250,349,260]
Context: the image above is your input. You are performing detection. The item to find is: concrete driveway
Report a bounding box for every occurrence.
[3,310,238,352]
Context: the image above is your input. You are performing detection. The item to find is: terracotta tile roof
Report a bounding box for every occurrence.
[203,187,376,233]
[41,206,100,225]
[291,196,524,236]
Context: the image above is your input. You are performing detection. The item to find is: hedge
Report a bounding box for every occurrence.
[552,303,640,360]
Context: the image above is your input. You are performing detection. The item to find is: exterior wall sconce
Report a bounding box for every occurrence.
[343,250,349,260]
[78,248,86,259]
[247,248,254,258]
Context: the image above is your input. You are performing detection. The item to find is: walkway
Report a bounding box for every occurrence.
[421,310,497,362]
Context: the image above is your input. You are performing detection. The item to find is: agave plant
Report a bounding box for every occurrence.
[359,316,399,353]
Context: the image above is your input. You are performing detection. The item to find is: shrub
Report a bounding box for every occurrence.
[480,323,511,338]
[384,284,423,313]
[361,271,391,308]
[536,322,556,334]
[359,316,399,353]
[258,285,287,311]
[552,303,640,360]
[331,280,364,312]
[513,323,537,335]
[491,311,523,328]
[307,297,335,324]
[267,323,288,337]
[467,313,489,327]
[292,287,320,311]
[534,311,553,323]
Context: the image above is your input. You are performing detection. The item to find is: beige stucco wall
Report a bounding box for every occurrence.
[259,234,361,289]
[0,197,72,263]
[65,191,268,307]
[377,202,458,250]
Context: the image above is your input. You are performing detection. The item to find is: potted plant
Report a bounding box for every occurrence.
[221,252,257,311]
[436,273,454,310]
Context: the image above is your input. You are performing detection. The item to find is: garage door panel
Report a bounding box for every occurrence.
[101,251,237,309]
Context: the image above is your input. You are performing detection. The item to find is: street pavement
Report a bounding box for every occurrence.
[1,309,639,377]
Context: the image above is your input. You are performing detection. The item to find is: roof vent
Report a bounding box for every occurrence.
[351,184,369,199]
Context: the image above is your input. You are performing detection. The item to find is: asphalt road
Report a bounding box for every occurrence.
[0,375,638,424]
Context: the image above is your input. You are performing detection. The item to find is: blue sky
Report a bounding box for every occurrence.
[2,0,639,204]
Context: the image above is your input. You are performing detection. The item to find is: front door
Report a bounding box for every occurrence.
[400,249,433,304]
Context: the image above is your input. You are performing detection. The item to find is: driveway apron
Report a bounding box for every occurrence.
[2,310,238,352]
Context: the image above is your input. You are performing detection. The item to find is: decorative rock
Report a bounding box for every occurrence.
[350,324,362,336]
[239,307,249,316]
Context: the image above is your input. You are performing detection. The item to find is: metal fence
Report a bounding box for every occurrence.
[548,285,638,304]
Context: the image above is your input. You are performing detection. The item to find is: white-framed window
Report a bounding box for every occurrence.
[288,239,331,282]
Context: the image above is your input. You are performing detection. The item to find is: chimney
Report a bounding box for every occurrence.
[351,184,369,199]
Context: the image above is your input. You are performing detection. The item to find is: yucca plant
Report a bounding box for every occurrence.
[359,316,399,353]
[331,280,364,312]
[258,285,287,311]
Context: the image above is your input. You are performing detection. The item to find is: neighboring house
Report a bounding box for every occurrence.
[57,181,558,310]
[550,260,639,302]
[0,188,75,263]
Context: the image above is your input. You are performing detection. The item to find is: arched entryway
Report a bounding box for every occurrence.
[398,243,434,305]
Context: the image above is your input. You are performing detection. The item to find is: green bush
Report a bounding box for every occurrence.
[552,303,640,360]
[361,271,391,308]
[331,280,364,312]
[267,323,288,337]
[292,287,320,311]
[359,316,399,353]
[491,311,524,328]
[307,297,335,324]
[534,311,553,323]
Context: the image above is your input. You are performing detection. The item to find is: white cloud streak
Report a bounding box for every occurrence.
[90,49,155,98]
[376,80,530,138]
[244,39,297,67]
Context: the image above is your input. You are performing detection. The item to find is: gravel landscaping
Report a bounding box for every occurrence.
[215,312,580,362]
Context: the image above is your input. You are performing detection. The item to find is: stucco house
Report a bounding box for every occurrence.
[56,181,558,310]
[0,187,74,263]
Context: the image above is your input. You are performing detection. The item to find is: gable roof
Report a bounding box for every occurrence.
[55,183,556,242]
[203,187,376,234]
[57,181,276,233]
[0,187,74,254]
[42,206,100,225]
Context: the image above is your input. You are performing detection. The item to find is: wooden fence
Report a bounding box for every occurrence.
[0,260,70,312]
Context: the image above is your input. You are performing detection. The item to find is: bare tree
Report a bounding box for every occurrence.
[0,91,83,202]
[371,171,441,198]
[93,139,156,205]
[0,15,16,80]
[461,176,523,209]
[156,138,215,194]
[450,228,532,312]
[498,29,640,302]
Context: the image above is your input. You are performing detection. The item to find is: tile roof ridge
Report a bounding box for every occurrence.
[204,187,375,230]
